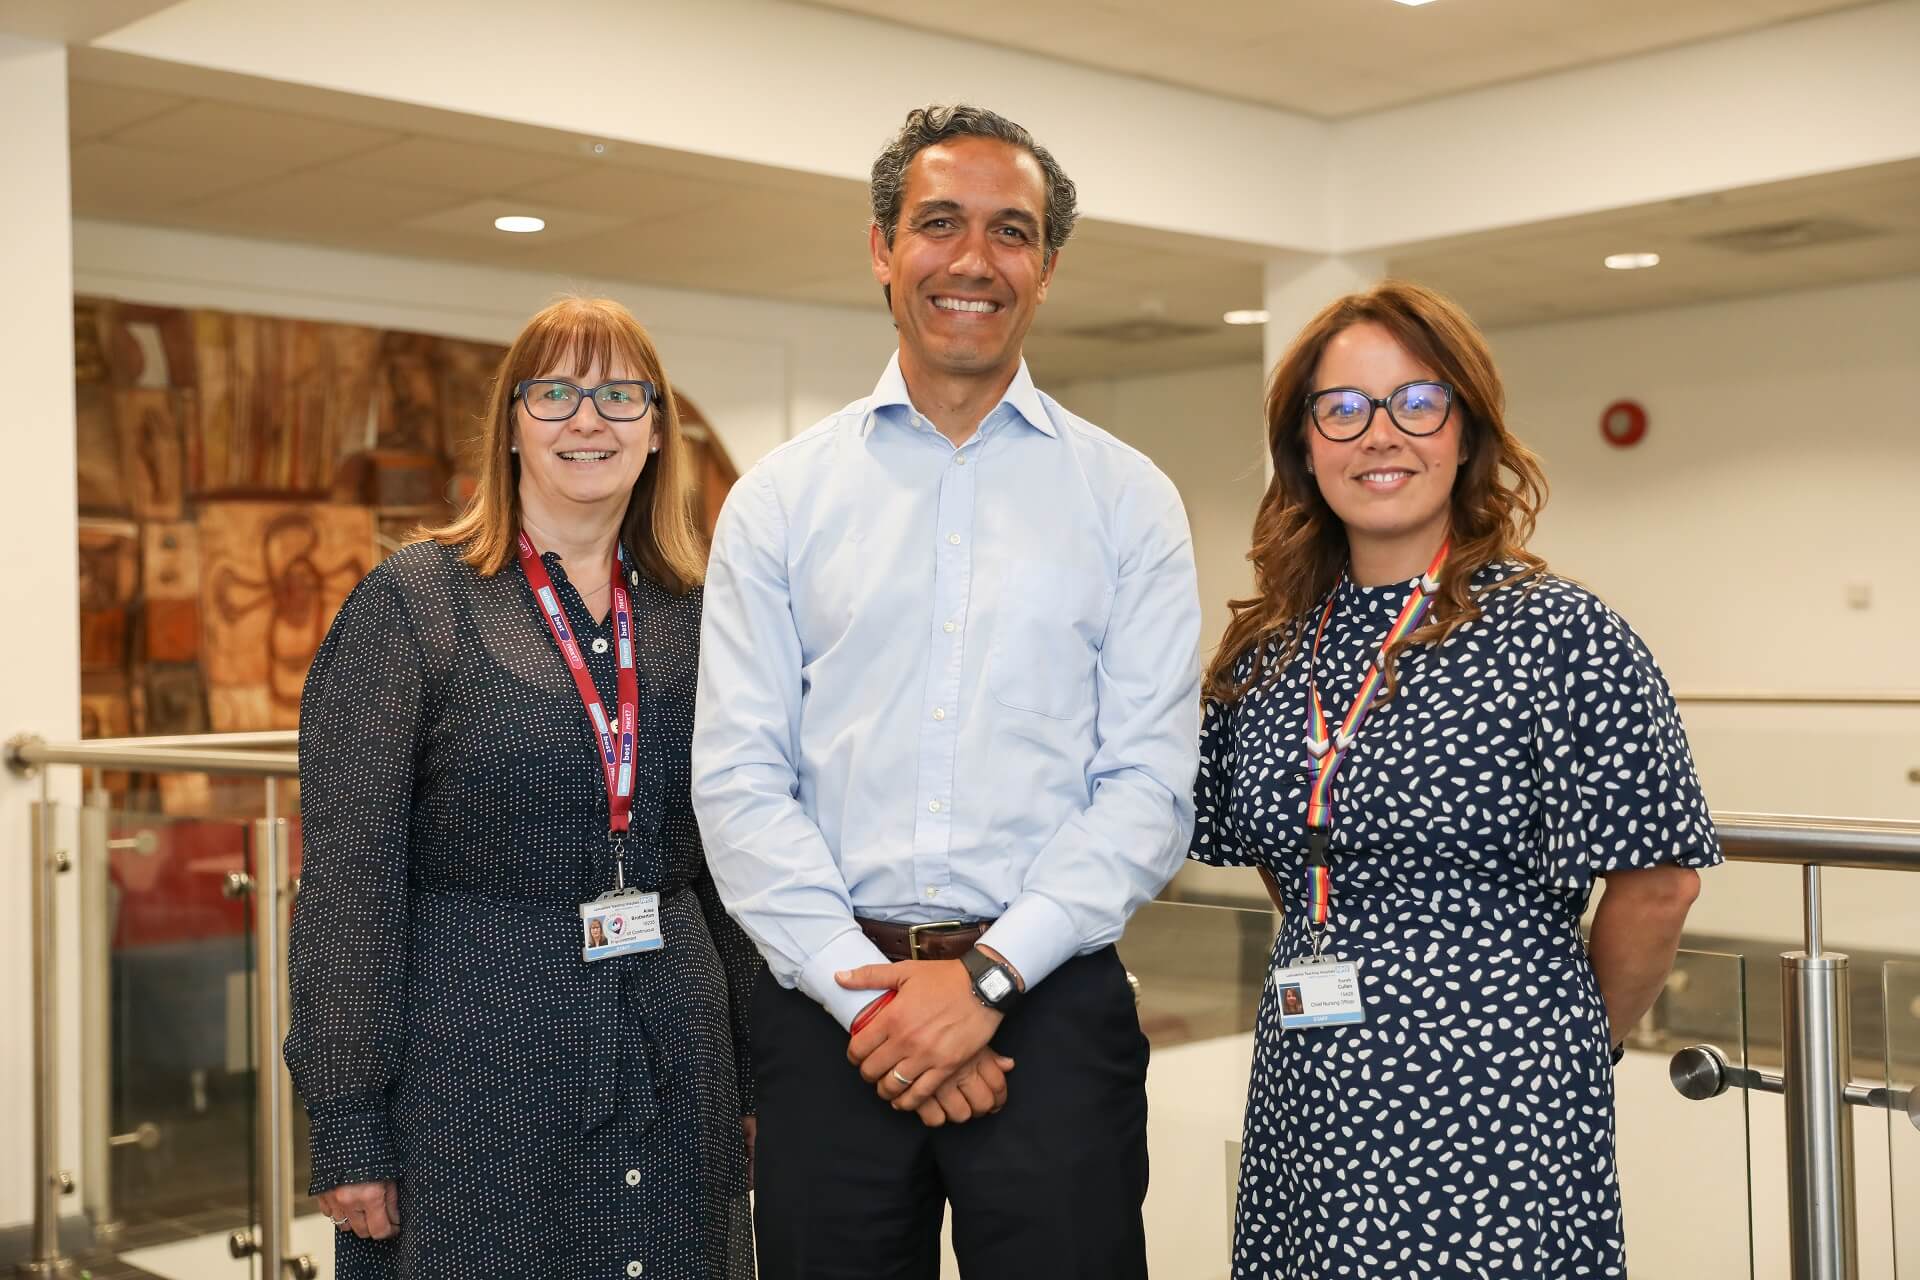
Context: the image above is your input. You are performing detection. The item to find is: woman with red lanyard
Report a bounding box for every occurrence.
[287,297,759,1279]
[1190,280,1719,1278]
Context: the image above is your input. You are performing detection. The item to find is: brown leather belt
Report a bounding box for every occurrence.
[857,917,993,962]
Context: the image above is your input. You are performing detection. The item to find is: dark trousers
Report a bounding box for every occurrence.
[751,945,1150,1280]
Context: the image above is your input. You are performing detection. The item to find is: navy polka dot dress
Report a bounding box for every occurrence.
[1190,562,1720,1279]
[287,539,759,1279]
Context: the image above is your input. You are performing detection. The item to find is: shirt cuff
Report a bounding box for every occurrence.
[797,926,895,1032]
[303,1095,400,1194]
[979,893,1078,994]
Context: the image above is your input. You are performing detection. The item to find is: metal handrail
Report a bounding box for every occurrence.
[1675,691,1920,706]
[1714,813,1920,873]
[6,735,296,778]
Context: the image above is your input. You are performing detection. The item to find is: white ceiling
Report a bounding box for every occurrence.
[1391,160,1920,330]
[64,50,1920,383]
[65,52,1270,381]
[790,0,1881,118]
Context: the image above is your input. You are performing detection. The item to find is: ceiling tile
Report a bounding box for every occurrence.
[70,140,265,215]
[110,100,404,173]
[791,0,1878,117]
[172,171,465,238]
[400,197,633,243]
[307,135,589,197]
[510,166,764,224]
[67,78,188,141]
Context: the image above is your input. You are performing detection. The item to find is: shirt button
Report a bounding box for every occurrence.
[627,1263,644,1277]
[946,532,961,545]
[943,621,957,633]
[591,637,610,655]
[928,800,942,814]
[624,1169,640,1186]
[932,707,946,721]
[924,887,938,900]
[954,453,967,466]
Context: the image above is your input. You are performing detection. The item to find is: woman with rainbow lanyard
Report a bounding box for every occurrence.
[1189,280,1719,1278]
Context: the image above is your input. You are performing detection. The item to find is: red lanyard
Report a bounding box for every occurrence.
[1300,541,1449,943]
[517,531,638,834]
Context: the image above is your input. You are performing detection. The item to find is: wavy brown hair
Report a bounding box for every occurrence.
[426,297,706,593]
[1205,280,1548,703]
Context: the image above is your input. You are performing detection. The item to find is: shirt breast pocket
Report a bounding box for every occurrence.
[988,558,1114,720]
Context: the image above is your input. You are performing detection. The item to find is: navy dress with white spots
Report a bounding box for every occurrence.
[1191,563,1719,1279]
[287,539,758,1280]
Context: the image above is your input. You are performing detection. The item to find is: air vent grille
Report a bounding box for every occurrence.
[1693,217,1885,255]
[1062,318,1215,344]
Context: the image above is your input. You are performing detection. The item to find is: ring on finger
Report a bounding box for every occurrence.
[331,1216,350,1227]
[889,1067,915,1088]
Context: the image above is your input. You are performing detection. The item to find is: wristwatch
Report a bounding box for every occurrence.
[961,947,1023,1016]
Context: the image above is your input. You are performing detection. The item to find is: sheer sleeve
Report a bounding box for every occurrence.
[1188,694,1256,867]
[284,565,424,1192]
[1535,591,1721,900]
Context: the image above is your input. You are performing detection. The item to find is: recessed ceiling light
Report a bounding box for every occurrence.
[494,215,546,234]
[1223,309,1270,326]
[1604,252,1660,270]
[1393,0,1440,7]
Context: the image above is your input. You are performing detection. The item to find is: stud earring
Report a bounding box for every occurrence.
[1304,460,1315,475]
[510,444,519,454]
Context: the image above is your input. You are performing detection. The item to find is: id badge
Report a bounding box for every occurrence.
[1272,958,1366,1029]
[580,890,663,962]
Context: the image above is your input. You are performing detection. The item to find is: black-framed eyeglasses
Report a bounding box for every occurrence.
[513,378,658,422]
[1305,380,1454,442]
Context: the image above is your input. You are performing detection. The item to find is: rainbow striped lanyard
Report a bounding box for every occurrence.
[1300,540,1449,957]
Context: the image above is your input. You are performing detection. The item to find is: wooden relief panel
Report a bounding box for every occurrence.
[200,501,373,730]
[116,388,188,519]
[79,523,140,674]
[73,294,741,811]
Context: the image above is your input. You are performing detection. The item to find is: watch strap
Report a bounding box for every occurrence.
[961,947,1022,1015]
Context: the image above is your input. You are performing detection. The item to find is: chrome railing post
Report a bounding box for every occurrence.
[254,812,289,1277]
[244,797,313,1280]
[18,781,76,1278]
[1781,943,1857,1280]
[77,779,118,1247]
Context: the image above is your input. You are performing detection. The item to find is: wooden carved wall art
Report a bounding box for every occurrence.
[202,502,372,731]
[74,295,743,810]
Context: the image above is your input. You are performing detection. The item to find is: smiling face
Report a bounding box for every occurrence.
[870,135,1056,386]
[513,357,655,521]
[1305,321,1465,573]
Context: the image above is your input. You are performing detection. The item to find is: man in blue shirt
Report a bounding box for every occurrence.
[692,103,1201,1279]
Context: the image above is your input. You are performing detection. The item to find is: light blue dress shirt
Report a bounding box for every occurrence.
[692,354,1201,1029]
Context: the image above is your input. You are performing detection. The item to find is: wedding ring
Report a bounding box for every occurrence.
[332,1216,350,1227]
[889,1068,915,1088]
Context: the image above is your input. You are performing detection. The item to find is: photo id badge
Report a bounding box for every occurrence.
[1272,958,1366,1029]
[579,890,663,962]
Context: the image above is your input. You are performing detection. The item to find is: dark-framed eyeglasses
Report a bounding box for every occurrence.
[1306,380,1454,442]
[513,378,658,422]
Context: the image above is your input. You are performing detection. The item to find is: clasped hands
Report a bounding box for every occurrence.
[837,953,1017,1128]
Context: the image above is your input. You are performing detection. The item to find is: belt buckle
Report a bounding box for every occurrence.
[906,919,975,960]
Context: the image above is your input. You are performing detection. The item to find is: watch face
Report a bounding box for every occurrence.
[978,968,1013,1003]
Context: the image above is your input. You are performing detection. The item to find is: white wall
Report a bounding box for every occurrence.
[0,32,84,1240]
[74,220,901,469]
[1050,363,1269,660]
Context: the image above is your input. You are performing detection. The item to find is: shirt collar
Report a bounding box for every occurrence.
[864,350,1056,439]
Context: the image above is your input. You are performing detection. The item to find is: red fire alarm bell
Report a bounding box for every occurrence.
[1600,400,1647,448]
